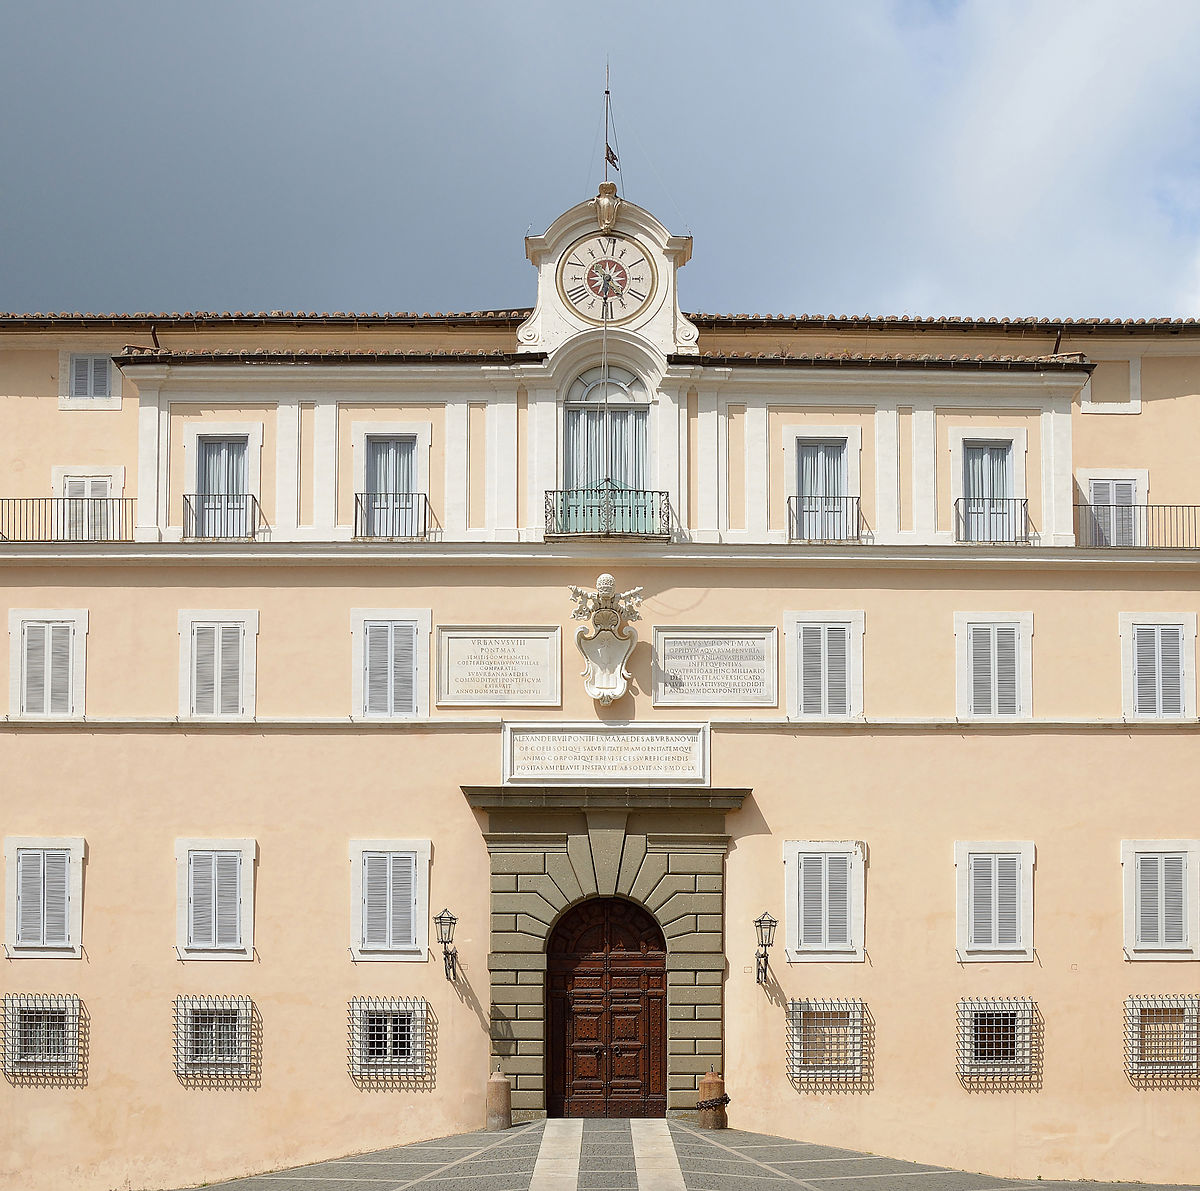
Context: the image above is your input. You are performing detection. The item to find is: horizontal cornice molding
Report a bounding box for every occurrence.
[466,786,749,811]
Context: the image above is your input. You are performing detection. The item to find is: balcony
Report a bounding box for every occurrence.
[0,497,135,542]
[545,481,671,538]
[354,493,430,540]
[788,496,862,543]
[1075,504,1200,549]
[954,498,1032,544]
[183,494,265,540]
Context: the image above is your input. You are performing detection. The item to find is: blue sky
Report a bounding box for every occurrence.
[2,0,1200,318]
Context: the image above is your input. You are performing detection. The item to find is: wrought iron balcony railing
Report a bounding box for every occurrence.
[1075,503,1200,549]
[787,495,862,543]
[0,497,135,542]
[183,494,264,540]
[354,492,430,540]
[954,498,1032,544]
[545,482,671,538]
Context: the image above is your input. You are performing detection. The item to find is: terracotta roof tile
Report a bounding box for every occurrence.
[669,350,1092,373]
[115,346,540,366]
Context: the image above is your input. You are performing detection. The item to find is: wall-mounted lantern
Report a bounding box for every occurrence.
[434,908,458,981]
[754,911,777,985]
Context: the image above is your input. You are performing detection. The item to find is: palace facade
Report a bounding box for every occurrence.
[2,189,1199,1189]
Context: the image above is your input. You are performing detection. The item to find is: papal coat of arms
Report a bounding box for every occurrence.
[569,573,642,705]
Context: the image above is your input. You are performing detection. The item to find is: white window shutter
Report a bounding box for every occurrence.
[825,853,851,946]
[970,854,995,946]
[362,852,390,948]
[995,625,1019,715]
[365,624,391,716]
[1089,478,1113,507]
[996,854,1020,947]
[1137,853,1161,945]
[1158,626,1184,717]
[969,625,994,716]
[92,357,111,398]
[1134,625,1160,716]
[799,626,824,715]
[189,851,216,948]
[392,623,417,716]
[825,626,849,717]
[16,850,45,944]
[218,624,242,716]
[799,854,825,946]
[215,852,241,947]
[48,623,72,715]
[389,852,417,948]
[71,356,91,399]
[23,623,47,714]
[65,477,87,500]
[193,625,216,715]
[1164,854,1186,945]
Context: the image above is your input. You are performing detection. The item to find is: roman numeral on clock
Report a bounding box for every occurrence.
[628,288,646,302]
[567,284,588,303]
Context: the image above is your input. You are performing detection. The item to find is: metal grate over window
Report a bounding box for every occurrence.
[348,997,429,1081]
[173,996,255,1080]
[1125,996,1200,1085]
[956,998,1039,1087]
[2,994,82,1079]
[786,999,869,1088]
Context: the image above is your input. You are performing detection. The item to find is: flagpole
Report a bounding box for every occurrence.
[601,62,611,487]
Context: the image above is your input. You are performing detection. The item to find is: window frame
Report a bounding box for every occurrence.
[783,611,866,721]
[177,610,258,720]
[954,840,1035,962]
[783,426,863,505]
[786,997,866,1082]
[782,839,866,963]
[948,427,1028,540]
[2,993,83,1076]
[173,995,254,1076]
[174,838,257,961]
[348,996,429,1077]
[953,612,1034,721]
[58,351,122,411]
[1121,839,1200,960]
[1125,995,1200,1077]
[350,608,431,719]
[352,421,432,499]
[348,839,431,962]
[4,837,86,959]
[51,466,126,499]
[956,997,1036,1080]
[181,422,264,507]
[1119,613,1198,721]
[8,609,88,720]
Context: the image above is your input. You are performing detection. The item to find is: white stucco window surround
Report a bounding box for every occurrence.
[948,426,1028,511]
[953,611,1034,721]
[174,838,257,961]
[349,839,432,962]
[351,422,432,495]
[782,839,866,963]
[57,351,122,411]
[782,425,863,498]
[182,421,265,496]
[954,840,1035,962]
[1075,468,1150,503]
[783,610,866,720]
[177,610,259,720]
[4,836,87,959]
[51,466,127,497]
[1118,612,1198,721]
[1080,357,1142,414]
[350,609,432,719]
[1121,839,1200,961]
[7,609,89,719]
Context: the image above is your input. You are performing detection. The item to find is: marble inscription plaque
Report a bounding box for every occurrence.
[652,627,777,706]
[503,723,709,785]
[437,627,560,706]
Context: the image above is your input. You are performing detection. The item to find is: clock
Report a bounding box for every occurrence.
[556,232,658,326]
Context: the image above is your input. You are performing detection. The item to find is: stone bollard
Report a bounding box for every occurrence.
[696,1068,728,1129]
[485,1066,512,1132]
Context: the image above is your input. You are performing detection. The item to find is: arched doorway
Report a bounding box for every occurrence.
[546,897,667,1118]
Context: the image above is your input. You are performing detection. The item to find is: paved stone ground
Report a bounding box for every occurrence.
[179,1119,1198,1191]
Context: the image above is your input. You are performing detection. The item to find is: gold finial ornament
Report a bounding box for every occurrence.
[594,181,621,233]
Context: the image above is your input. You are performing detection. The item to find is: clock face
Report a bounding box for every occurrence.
[556,232,658,326]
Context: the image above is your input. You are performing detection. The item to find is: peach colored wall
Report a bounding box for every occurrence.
[167,404,278,528]
[726,404,745,531]
[334,403,446,528]
[516,388,528,527]
[898,404,913,531]
[299,401,315,526]
[686,390,698,531]
[935,409,1041,534]
[468,402,487,529]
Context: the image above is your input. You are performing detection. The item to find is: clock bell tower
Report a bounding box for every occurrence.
[517,184,699,359]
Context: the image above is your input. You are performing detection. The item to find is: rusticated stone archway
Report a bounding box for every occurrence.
[463,785,748,1116]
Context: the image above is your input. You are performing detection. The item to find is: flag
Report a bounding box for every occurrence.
[605,144,619,170]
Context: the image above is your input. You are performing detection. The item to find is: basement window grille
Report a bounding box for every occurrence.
[348,997,428,1077]
[1125,996,1200,1080]
[786,998,864,1081]
[174,996,253,1076]
[956,998,1036,1083]
[2,994,80,1076]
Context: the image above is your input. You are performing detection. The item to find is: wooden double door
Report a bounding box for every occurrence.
[547,897,667,1118]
